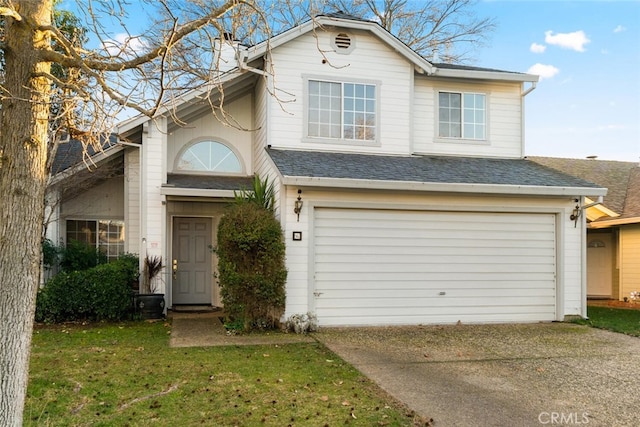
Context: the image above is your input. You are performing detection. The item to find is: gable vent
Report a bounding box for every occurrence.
[331,32,355,54]
[334,33,351,49]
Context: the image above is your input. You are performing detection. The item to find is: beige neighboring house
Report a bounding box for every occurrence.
[530,157,640,301]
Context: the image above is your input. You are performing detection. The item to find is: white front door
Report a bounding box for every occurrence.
[172,217,213,305]
[587,233,613,297]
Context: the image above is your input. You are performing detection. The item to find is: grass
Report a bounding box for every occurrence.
[26,321,428,426]
[573,306,640,337]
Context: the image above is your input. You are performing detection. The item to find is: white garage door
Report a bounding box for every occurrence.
[313,208,557,326]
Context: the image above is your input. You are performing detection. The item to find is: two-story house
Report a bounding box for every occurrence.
[47,13,606,326]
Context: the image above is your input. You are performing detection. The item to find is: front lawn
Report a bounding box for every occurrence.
[26,321,428,426]
[573,306,640,337]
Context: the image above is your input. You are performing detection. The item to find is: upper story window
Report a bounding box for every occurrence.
[439,92,486,140]
[308,80,376,141]
[176,140,242,173]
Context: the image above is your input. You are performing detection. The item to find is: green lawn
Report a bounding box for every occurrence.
[26,321,428,426]
[574,306,640,337]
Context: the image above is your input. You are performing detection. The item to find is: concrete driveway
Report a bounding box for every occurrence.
[315,323,640,427]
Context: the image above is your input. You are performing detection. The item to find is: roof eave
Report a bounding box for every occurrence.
[116,69,248,134]
[48,144,125,186]
[432,68,539,83]
[160,187,236,198]
[281,175,606,197]
[588,216,640,229]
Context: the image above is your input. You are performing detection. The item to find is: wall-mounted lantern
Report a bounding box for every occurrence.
[294,189,303,222]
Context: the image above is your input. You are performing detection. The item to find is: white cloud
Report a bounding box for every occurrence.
[102,33,147,57]
[544,30,590,52]
[530,43,546,54]
[613,25,626,33]
[527,63,560,80]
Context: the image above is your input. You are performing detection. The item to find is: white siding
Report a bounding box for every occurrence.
[141,119,167,292]
[413,78,524,158]
[620,225,640,300]
[268,29,413,155]
[125,148,140,254]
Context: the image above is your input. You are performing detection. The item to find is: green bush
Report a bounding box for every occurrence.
[59,240,107,272]
[35,254,139,323]
[216,202,287,332]
[42,238,60,269]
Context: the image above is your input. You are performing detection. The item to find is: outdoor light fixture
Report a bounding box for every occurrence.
[294,189,303,221]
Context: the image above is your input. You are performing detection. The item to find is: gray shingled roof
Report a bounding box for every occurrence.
[267,148,602,190]
[529,156,640,219]
[165,174,253,191]
[52,135,118,174]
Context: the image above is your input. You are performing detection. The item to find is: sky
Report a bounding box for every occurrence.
[472,0,640,161]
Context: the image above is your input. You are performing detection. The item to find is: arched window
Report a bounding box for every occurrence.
[176,140,242,173]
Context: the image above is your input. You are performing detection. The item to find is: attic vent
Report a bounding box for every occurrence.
[331,32,355,54]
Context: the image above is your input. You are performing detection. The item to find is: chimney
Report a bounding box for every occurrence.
[213,34,245,73]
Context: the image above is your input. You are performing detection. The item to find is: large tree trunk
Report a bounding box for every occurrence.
[0,1,52,425]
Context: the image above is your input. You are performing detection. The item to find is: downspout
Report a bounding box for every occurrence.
[520,81,537,158]
[580,196,588,319]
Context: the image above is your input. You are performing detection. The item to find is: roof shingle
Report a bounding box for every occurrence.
[268,148,602,190]
[529,156,640,218]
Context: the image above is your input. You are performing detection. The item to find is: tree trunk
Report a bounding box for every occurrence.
[0,1,52,425]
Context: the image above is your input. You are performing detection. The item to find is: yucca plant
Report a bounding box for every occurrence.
[234,175,275,211]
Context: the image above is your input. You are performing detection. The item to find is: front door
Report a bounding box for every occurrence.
[172,217,213,305]
[587,233,613,297]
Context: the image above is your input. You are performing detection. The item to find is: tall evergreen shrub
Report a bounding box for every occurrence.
[216,202,287,332]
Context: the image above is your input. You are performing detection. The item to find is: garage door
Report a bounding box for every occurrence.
[313,208,557,326]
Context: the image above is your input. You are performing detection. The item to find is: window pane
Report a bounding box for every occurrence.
[366,85,375,98]
[344,98,354,110]
[439,93,449,107]
[177,141,241,173]
[450,93,461,108]
[344,83,354,97]
[366,100,375,113]
[330,124,341,138]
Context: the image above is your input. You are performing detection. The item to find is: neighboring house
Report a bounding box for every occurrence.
[46,14,606,326]
[530,157,640,302]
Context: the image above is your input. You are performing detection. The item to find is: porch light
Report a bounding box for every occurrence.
[294,189,303,221]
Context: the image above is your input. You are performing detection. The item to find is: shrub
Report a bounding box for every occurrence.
[42,238,60,270]
[35,254,139,323]
[216,202,287,332]
[59,240,107,272]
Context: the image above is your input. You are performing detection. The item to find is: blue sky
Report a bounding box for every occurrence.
[473,0,640,161]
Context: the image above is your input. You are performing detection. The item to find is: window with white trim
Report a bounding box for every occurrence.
[66,219,125,261]
[308,80,376,141]
[438,92,486,140]
[176,140,242,173]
